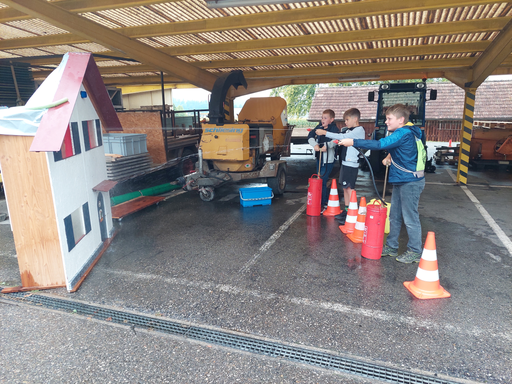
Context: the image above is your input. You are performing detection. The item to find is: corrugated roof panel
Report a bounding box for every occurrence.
[0,51,17,59]
[135,37,165,48]
[246,24,303,40]
[117,60,144,66]
[150,0,228,19]
[212,67,253,72]
[144,0,229,22]
[152,35,207,47]
[80,12,123,29]
[232,51,273,59]
[176,56,196,62]
[5,48,54,57]
[73,43,111,52]
[92,7,170,27]
[39,45,88,55]
[189,53,234,61]
[123,72,159,76]
[198,30,253,44]
[101,74,130,78]
[0,24,36,39]
[6,19,69,35]
[95,60,130,68]
[273,46,317,55]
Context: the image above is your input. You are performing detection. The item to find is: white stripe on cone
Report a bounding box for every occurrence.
[346,216,357,223]
[421,248,437,261]
[354,219,365,230]
[415,267,440,282]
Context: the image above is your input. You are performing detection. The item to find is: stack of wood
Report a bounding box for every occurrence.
[105,153,153,181]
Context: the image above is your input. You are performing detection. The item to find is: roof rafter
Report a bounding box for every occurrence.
[469,17,512,87]
[31,40,493,78]
[102,70,449,87]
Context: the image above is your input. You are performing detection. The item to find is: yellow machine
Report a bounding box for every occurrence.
[179,71,293,201]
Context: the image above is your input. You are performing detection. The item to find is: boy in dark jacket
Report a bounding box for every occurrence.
[315,108,365,223]
[337,104,425,263]
[308,109,339,209]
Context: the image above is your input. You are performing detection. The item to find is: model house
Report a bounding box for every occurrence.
[0,52,123,292]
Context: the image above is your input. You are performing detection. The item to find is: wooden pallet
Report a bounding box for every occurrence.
[473,121,512,129]
[434,146,459,164]
[105,153,152,180]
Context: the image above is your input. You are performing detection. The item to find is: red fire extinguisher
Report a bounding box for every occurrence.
[361,200,388,259]
[307,152,323,216]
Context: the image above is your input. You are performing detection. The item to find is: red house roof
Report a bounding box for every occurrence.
[308,80,512,122]
[30,53,122,152]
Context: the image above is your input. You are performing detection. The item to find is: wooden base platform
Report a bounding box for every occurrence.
[111,196,165,220]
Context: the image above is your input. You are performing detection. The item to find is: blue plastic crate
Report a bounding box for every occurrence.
[239,187,273,207]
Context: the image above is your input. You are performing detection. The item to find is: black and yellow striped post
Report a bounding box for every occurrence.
[456,88,476,185]
[224,97,234,124]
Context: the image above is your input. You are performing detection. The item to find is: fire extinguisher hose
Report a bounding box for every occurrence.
[357,148,388,206]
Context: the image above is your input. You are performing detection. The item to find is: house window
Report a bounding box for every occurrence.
[83,119,102,150]
[53,123,81,162]
[64,202,91,252]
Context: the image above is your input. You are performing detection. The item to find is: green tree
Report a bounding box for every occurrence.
[270,84,317,118]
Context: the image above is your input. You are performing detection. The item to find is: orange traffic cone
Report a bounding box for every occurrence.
[347,197,367,243]
[403,232,451,300]
[448,139,452,147]
[340,190,358,234]
[323,180,342,216]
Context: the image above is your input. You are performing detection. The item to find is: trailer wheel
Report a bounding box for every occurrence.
[268,165,286,195]
[180,148,198,176]
[199,187,215,202]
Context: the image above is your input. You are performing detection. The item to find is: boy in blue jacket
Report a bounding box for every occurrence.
[337,104,425,263]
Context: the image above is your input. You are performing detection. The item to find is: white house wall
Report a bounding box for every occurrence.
[46,85,113,290]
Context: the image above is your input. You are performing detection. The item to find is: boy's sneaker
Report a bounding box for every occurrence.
[334,210,347,221]
[321,205,328,213]
[381,245,398,257]
[396,250,422,263]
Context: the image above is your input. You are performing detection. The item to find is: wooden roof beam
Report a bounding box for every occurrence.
[468,17,512,88]
[2,0,218,91]
[102,69,450,88]
[31,41,491,78]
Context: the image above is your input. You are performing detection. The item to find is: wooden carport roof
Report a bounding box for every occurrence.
[2,0,512,96]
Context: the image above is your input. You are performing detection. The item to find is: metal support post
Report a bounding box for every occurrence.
[456,88,476,184]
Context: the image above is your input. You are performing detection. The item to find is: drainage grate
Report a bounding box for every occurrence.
[3,292,457,384]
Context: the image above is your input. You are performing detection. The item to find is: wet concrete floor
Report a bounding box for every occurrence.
[1,153,511,383]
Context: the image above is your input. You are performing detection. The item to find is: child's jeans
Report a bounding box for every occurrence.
[386,178,425,253]
[317,159,334,206]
